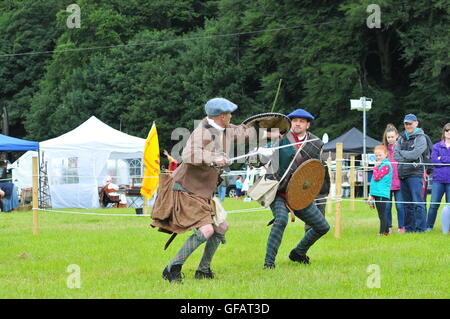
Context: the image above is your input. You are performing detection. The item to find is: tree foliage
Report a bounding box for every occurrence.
[0,0,448,152]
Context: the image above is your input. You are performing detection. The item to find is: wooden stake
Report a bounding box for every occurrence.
[326,156,333,215]
[143,194,148,215]
[350,155,355,211]
[334,143,343,238]
[32,156,39,235]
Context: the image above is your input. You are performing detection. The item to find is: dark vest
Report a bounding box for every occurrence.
[397,132,426,178]
[275,132,323,193]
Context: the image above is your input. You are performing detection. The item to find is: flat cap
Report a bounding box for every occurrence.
[287,108,315,121]
[403,113,418,123]
[205,98,238,116]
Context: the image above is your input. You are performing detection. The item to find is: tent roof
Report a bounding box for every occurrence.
[323,127,381,153]
[40,116,145,152]
[0,133,39,151]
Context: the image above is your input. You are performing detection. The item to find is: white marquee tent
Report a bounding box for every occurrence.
[12,116,146,209]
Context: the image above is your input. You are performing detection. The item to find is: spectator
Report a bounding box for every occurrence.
[0,159,8,181]
[235,176,243,200]
[0,181,19,212]
[394,114,429,232]
[383,124,405,233]
[217,176,227,202]
[426,123,450,231]
[368,145,393,236]
[103,176,127,207]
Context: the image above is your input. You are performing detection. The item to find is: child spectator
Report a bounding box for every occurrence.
[368,145,393,236]
[383,124,405,233]
[235,176,243,200]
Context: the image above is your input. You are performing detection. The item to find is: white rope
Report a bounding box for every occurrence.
[34,195,448,219]
[333,158,450,166]
[339,198,447,206]
[37,208,152,217]
[35,195,344,217]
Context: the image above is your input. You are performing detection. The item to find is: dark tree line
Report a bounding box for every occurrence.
[1,0,449,155]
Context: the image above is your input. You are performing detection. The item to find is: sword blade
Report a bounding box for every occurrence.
[228,137,320,163]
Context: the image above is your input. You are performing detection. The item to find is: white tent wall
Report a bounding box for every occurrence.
[12,116,146,209]
[46,149,111,209]
[10,150,37,190]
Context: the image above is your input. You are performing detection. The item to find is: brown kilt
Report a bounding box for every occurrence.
[150,173,215,234]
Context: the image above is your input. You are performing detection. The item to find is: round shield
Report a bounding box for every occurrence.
[242,113,291,135]
[286,159,325,210]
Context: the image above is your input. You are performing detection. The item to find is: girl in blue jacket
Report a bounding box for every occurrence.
[369,145,393,235]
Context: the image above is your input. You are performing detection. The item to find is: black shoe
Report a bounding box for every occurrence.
[195,268,215,279]
[289,250,311,265]
[264,264,276,269]
[162,264,184,283]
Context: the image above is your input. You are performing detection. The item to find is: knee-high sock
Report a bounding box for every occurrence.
[168,229,207,270]
[197,232,226,272]
[265,197,289,266]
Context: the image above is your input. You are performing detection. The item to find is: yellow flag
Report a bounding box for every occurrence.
[140,122,160,200]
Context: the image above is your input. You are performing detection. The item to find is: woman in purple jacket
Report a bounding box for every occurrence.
[426,123,450,230]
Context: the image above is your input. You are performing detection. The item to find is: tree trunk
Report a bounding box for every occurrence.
[376,30,392,83]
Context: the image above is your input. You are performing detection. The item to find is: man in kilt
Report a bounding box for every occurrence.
[151,97,258,283]
[264,109,330,269]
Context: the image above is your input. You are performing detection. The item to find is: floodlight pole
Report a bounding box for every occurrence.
[361,97,368,199]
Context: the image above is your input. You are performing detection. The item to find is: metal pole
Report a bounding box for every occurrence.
[335,143,343,238]
[350,155,355,210]
[361,97,367,199]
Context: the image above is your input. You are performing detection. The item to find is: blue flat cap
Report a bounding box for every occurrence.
[287,108,315,121]
[205,98,238,116]
[403,113,418,122]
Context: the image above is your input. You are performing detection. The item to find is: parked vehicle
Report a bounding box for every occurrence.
[219,167,265,198]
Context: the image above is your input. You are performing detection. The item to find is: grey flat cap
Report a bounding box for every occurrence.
[205,98,238,116]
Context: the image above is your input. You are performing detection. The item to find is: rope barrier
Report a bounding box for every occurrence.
[33,195,347,218]
[21,192,445,221]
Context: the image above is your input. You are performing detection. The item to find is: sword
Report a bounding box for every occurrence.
[228,137,320,163]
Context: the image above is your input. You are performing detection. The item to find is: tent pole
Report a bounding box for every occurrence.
[334,143,343,238]
[142,168,148,214]
[362,97,368,200]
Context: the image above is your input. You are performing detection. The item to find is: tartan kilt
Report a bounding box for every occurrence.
[150,173,215,234]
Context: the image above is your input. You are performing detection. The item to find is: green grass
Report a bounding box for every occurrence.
[0,198,448,299]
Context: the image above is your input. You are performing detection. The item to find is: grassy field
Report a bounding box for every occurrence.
[0,198,448,299]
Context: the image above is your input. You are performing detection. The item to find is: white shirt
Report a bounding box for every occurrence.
[207,117,225,131]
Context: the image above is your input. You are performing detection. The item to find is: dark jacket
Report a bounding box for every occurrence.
[393,128,427,179]
[268,131,323,193]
